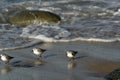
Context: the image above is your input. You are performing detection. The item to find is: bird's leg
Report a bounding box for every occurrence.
[69,58,74,61]
[37,55,42,60]
[4,61,9,65]
[37,57,40,60]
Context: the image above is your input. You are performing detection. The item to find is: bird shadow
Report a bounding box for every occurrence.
[74,56,88,60]
[10,61,33,68]
[10,60,37,68]
[12,64,34,68]
[44,54,57,59]
[10,61,22,64]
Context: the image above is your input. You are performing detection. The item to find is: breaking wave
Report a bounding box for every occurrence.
[0,0,120,50]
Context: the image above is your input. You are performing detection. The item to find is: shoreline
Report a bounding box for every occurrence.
[0,37,120,51]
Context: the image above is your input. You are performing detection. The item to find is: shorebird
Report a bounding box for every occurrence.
[32,48,46,59]
[0,53,14,64]
[66,50,78,60]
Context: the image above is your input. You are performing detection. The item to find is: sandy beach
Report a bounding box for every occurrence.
[0,41,120,80]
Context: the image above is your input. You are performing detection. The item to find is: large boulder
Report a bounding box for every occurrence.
[8,10,61,26]
[105,68,120,80]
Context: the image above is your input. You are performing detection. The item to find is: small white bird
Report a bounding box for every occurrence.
[0,53,14,64]
[66,50,78,60]
[32,48,46,59]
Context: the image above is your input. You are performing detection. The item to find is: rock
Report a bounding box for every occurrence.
[105,68,120,80]
[8,10,61,26]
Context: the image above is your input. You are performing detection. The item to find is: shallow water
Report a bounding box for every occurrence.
[0,0,120,49]
[0,42,120,80]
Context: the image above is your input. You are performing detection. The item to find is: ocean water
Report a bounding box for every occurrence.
[0,0,120,50]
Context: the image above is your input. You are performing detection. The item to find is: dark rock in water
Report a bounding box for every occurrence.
[105,68,120,80]
[8,10,61,26]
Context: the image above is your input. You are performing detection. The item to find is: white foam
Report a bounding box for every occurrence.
[20,24,71,40]
[0,40,41,51]
[19,24,120,43]
[48,37,120,43]
[113,9,120,16]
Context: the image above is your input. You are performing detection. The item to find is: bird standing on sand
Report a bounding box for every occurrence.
[0,53,14,64]
[32,48,46,59]
[66,50,78,60]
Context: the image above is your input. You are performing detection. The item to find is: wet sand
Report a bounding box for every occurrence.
[0,41,120,80]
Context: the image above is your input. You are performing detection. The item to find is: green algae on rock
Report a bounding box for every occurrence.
[105,68,120,80]
[8,10,61,26]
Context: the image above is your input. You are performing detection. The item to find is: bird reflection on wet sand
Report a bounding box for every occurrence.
[67,55,88,69]
[67,60,77,69]
[0,65,12,75]
[67,60,77,80]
